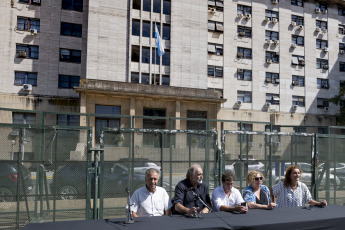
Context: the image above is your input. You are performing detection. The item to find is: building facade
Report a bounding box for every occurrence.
[1,0,345,132]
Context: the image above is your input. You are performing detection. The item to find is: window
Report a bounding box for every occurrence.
[13,112,36,124]
[237,123,253,142]
[162,24,170,40]
[17,17,40,31]
[208,43,223,56]
[266,93,280,105]
[133,0,141,10]
[58,75,80,88]
[265,51,279,63]
[60,49,81,63]
[16,44,39,59]
[153,0,161,13]
[19,0,41,5]
[237,47,252,59]
[341,80,345,89]
[131,45,140,62]
[237,69,252,81]
[208,21,224,32]
[237,26,252,38]
[142,73,150,84]
[339,6,345,16]
[316,39,328,49]
[61,22,82,37]
[152,49,160,65]
[187,110,207,130]
[265,10,279,21]
[340,43,345,52]
[292,35,304,46]
[339,24,345,35]
[14,72,37,86]
[237,91,252,103]
[132,19,140,36]
[265,30,279,41]
[208,65,223,78]
[316,58,329,69]
[162,75,170,86]
[292,96,305,107]
[317,98,329,108]
[315,2,327,11]
[208,0,224,12]
[143,0,151,12]
[291,55,305,66]
[291,0,303,7]
[292,75,305,86]
[162,49,170,66]
[318,127,327,134]
[57,114,79,126]
[291,15,304,25]
[151,75,160,85]
[131,72,139,83]
[142,47,150,63]
[143,108,167,147]
[316,20,327,30]
[142,21,150,37]
[317,79,329,89]
[265,72,279,84]
[62,0,83,11]
[294,127,306,133]
[340,62,345,72]
[163,0,170,15]
[237,4,251,15]
[95,105,121,144]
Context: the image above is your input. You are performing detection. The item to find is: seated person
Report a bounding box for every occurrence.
[173,164,211,217]
[212,171,247,213]
[130,168,172,217]
[243,170,276,210]
[272,165,327,208]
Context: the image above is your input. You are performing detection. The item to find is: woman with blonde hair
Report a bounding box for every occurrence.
[242,170,276,209]
[272,165,327,208]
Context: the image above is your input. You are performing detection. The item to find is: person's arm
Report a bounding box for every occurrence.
[247,202,276,210]
[308,199,327,207]
[165,209,172,216]
[220,205,247,213]
[175,203,198,215]
[132,211,138,217]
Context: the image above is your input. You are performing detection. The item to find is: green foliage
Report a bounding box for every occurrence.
[330,87,345,125]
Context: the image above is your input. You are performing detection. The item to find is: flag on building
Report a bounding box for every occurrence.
[155,22,165,56]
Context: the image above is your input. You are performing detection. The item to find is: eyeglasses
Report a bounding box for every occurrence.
[254,177,263,181]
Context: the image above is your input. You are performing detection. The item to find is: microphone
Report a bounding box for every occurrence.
[124,188,135,224]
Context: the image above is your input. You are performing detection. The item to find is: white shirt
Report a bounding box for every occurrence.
[130,186,173,217]
[272,181,312,208]
[212,185,244,212]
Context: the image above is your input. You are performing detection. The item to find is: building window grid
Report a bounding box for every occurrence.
[19,0,41,5]
[315,2,327,11]
[340,62,345,72]
[237,26,252,38]
[16,44,39,59]
[317,98,329,108]
[340,43,345,52]
[291,0,303,7]
[17,17,40,31]
[316,58,329,69]
[237,5,251,15]
[292,96,305,107]
[237,69,252,81]
[208,65,223,78]
[316,39,328,49]
[339,6,345,15]
[292,75,305,86]
[266,72,279,83]
[317,78,329,89]
[58,75,80,89]
[60,22,82,37]
[291,55,305,66]
[62,0,83,11]
[237,47,252,59]
[265,51,279,63]
[60,49,81,63]
[237,91,252,103]
[316,20,327,29]
[208,0,224,12]
[292,35,304,46]
[339,24,345,35]
[14,72,37,86]
[266,93,280,105]
[208,43,223,56]
[265,10,279,21]
[291,15,304,25]
[208,21,224,33]
[265,31,279,41]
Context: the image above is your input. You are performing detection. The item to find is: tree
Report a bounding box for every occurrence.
[330,87,345,125]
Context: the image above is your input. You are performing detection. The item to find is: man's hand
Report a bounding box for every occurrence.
[266,202,277,210]
[187,207,199,217]
[234,205,248,213]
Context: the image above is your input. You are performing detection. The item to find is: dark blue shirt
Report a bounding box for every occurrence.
[173,178,211,212]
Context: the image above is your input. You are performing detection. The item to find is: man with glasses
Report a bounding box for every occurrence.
[243,170,276,209]
[212,171,247,213]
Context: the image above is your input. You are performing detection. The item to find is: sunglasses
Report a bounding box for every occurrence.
[254,177,263,181]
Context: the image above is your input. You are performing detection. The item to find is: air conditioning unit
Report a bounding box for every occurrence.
[208,7,216,13]
[18,51,27,57]
[315,8,321,13]
[238,31,245,37]
[30,29,38,35]
[340,50,345,54]
[274,79,280,83]
[291,22,297,27]
[292,80,298,86]
[245,14,251,19]
[265,102,271,107]
[272,0,278,4]
[274,142,281,147]
[292,105,298,110]
[265,77,272,82]
[237,52,243,58]
[323,47,329,52]
[315,27,321,32]
[237,100,242,106]
[299,60,305,66]
[322,65,329,69]
[322,29,328,33]
[298,25,304,30]
[238,68,243,73]
[237,13,244,18]
[324,106,329,111]
[291,43,297,48]
[322,9,327,14]
[265,39,272,44]
[266,59,272,64]
[23,84,32,91]
[272,18,278,23]
[274,40,279,45]
[265,17,271,22]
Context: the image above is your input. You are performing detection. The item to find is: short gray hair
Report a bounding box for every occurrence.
[186,164,202,179]
[145,168,160,179]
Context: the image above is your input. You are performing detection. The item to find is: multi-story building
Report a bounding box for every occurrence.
[1,0,345,135]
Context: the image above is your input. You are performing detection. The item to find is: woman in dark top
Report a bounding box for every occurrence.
[242,170,276,209]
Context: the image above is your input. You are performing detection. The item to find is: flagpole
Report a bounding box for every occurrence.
[154,20,157,85]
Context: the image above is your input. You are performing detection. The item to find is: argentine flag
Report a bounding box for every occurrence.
[155,22,165,56]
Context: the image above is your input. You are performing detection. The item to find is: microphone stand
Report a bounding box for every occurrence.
[124,188,135,224]
[190,189,212,212]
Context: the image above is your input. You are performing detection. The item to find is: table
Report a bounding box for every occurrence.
[23,204,345,230]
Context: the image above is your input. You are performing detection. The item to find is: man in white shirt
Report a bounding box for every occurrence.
[212,171,248,213]
[130,168,172,217]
